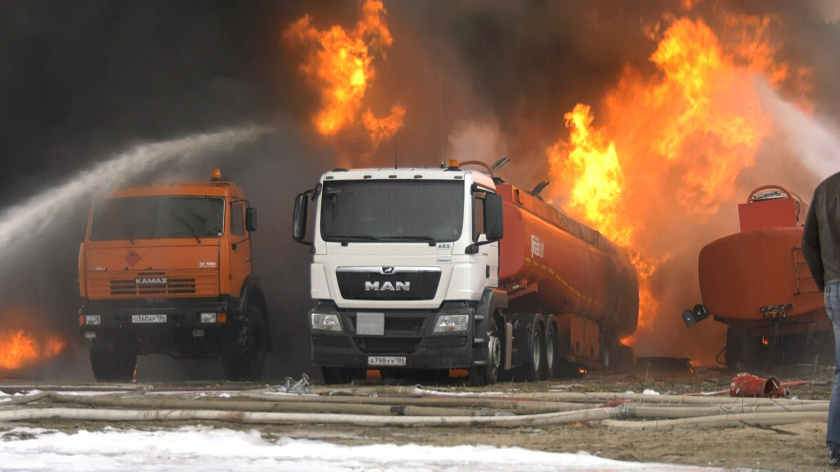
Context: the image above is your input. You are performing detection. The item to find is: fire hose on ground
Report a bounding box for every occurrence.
[0,387,829,429]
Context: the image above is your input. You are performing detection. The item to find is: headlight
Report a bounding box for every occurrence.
[311,313,342,332]
[434,314,470,333]
[85,315,101,326]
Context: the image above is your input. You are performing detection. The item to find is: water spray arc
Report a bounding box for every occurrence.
[0,125,268,256]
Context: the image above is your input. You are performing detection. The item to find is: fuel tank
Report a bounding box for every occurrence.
[496,184,639,338]
[697,185,824,327]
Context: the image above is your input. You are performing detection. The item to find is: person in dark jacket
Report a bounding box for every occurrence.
[803,171,840,467]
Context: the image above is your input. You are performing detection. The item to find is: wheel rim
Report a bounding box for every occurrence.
[533,331,541,373]
[488,334,501,372]
[546,330,555,372]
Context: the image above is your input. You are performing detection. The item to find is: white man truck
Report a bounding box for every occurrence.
[293,160,639,385]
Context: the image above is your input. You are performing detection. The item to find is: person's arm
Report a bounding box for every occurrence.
[802,200,825,291]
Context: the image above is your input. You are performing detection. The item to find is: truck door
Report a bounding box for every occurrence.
[473,190,500,287]
[228,201,252,296]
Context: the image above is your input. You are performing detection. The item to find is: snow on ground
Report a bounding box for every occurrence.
[0,426,729,471]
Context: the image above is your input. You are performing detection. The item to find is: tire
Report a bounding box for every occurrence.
[89,338,137,382]
[519,321,543,382]
[322,366,354,385]
[223,302,267,381]
[543,320,558,380]
[468,317,501,386]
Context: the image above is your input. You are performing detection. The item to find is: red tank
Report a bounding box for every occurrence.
[496,183,639,338]
[698,185,825,329]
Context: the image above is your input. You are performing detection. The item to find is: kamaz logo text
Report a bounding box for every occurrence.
[365,281,410,291]
[135,277,168,285]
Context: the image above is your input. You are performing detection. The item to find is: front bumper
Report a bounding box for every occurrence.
[78,297,238,357]
[310,302,476,369]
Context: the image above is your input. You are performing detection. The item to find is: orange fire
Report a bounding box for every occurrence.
[0,330,66,372]
[285,0,405,145]
[547,13,810,351]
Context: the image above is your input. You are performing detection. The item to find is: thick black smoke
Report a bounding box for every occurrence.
[3,1,840,380]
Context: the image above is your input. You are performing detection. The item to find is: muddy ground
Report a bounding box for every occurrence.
[1,363,836,471]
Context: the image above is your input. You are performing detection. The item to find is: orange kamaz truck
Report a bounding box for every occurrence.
[78,169,270,381]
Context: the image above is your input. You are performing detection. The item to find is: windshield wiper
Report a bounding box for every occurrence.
[334,235,380,246]
[170,211,202,243]
[384,235,437,246]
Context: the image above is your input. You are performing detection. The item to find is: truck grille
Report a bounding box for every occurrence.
[110,276,196,295]
[336,269,441,301]
[344,311,429,354]
[87,270,219,299]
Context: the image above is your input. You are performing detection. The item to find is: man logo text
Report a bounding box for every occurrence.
[365,281,410,291]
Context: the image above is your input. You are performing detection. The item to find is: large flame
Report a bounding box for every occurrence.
[285,0,405,145]
[0,329,66,373]
[547,14,810,353]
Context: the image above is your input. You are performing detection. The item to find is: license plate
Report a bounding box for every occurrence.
[132,314,167,324]
[368,356,406,366]
[356,312,385,336]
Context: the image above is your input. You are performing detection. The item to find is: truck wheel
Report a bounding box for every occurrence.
[89,339,136,382]
[322,366,354,385]
[543,320,558,380]
[223,302,267,381]
[468,318,501,386]
[519,322,543,382]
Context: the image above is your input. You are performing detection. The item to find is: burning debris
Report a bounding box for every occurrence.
[0,330,65,373]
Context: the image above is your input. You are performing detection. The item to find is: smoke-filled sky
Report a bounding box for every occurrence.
[3,0,840,379]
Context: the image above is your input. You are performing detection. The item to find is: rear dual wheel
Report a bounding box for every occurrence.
[519,322,544,382]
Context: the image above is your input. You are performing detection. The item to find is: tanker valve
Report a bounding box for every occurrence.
[760,304,790,319]
[681,304,709,327]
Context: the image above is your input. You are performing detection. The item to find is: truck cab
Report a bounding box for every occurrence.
[78,169,270,381]
[295,160,639,385]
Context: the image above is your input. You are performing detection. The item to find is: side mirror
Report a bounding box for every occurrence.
[293,192,312,245]
[245,207,258,232]
[484,193,504,241]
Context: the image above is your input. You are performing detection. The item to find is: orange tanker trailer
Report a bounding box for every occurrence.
[497,183,639,375]
[683,185,831,369]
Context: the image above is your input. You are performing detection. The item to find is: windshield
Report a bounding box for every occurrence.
[320,180,464,243]
[89,196,225,241]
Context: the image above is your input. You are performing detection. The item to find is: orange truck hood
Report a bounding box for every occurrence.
[83,242,222,299]
[85,242,220,272]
